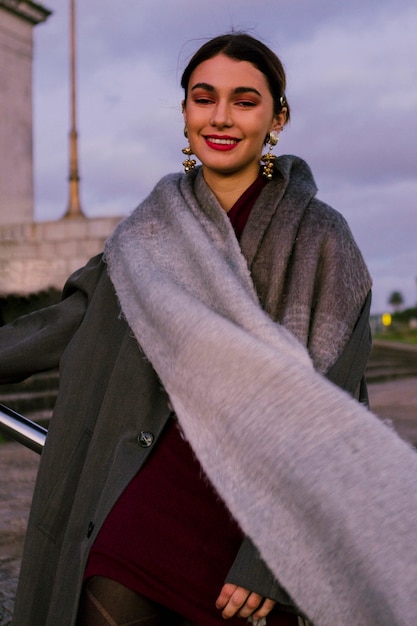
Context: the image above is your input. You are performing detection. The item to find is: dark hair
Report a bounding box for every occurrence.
[181,33,290,120]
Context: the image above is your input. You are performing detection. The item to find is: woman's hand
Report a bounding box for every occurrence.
[215,583,276,620]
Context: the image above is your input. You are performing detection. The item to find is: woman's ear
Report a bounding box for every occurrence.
[181,99,187,122]
[272,108,287,132]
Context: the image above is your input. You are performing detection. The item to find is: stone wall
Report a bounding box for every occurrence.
[0,215,122,295]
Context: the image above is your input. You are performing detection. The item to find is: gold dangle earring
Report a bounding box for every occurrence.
[261,129,280,179]
[182,127,196,173]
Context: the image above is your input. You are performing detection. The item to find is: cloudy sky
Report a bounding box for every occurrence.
[32,0,417,313]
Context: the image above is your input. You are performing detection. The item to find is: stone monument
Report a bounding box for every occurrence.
[0,1,122,300]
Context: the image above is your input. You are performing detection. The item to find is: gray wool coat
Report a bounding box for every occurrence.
[0,255,371,626]
[1,159,372,625]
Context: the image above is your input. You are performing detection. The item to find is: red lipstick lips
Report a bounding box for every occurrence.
[204,135,240,151]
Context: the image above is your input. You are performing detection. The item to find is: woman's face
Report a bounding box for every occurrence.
[182,54,285,184]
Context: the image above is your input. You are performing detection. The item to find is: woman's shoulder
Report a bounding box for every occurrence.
[306,196,350,228]
[274,155,352,231]
[300,197,360,257]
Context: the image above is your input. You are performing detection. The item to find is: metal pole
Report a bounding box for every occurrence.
[0,404,47,455]
[64,0,84,218]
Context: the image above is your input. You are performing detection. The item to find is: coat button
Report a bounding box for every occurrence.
[137,431,154,447]
[87,522,95,538]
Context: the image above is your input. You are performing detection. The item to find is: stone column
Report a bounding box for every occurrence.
[0,1,51,226]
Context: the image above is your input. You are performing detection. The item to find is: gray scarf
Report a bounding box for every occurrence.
[105,157,417,626]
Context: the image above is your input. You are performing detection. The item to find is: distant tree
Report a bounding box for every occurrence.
[388,290,404,312]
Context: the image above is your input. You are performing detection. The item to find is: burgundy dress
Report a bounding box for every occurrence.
[85,175,298,625]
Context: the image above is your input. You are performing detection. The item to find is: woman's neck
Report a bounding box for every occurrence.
[202,166,261,212]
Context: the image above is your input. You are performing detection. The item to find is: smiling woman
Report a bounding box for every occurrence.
[182,54,286,207]
[4,32,394,626]
[181,35,289,210]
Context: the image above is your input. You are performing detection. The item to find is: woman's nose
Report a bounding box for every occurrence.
[210,101,233,128]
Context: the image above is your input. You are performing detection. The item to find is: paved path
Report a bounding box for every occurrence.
[0,378,416,624]
[368,377,417,445]
[0,444,39,625]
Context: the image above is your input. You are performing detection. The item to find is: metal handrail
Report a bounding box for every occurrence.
[0,403,47,454]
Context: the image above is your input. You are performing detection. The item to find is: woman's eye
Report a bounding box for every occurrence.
[235,100,256,108]
[194,97,214,105]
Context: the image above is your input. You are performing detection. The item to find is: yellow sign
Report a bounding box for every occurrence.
[381,313,392,327]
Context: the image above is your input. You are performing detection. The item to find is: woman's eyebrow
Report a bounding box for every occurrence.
[191,82,214,92]
[234,86,262,97]
[190,83,262,97]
